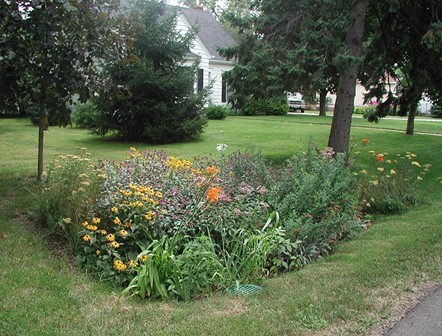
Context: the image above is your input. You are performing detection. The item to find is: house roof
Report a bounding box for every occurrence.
[178,7,236,61]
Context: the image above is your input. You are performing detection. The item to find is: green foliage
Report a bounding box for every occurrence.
[430,104,442,118]
[241,98,288,116]
[38,140,431,300]
[203,105,231,120]
[93,0,208,144]
[32,149,103,252]
[70,101,98,129]
[267,146,363,256]
[356,142,430,215]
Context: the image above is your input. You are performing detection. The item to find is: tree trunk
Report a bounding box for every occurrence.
[37,74,49,181]
[319,88,328,116]
[406,100,417,135]
[328,0,368,154]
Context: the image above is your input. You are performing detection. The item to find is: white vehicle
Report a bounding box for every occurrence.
[287,92,306,113]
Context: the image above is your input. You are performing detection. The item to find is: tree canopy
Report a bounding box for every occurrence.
[1,0,123,178]
[92,0,209,144]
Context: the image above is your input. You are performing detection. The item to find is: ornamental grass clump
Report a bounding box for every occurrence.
[356,140,429,214]
[33,148,105,251]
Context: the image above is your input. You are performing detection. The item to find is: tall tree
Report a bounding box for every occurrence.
[1,0,122,179]
[93,0,209,144]
[361,0,442,135]
[328,0,368,153]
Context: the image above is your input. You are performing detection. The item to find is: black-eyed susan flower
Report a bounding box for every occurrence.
[113,259,126,272]
[109,241,120,249]
[128,260,138,268]
[139,255,148,263]
[111,206,118,213]
[106,233,115,242]
[92,217,101,224]
[82,235,91,242]
[99,229,107,235]
[86,224,98,231]
[119,229,128,237]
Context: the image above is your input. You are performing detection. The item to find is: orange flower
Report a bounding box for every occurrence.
[362,138,369,144]
[376,154,384,162]
[207,187,222,203]
[206,165,219,175]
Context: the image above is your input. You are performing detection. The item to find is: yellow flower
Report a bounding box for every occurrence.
[119,229,128,237]
[417,176,423,181]
[106,233,115,242]
[139,255,148,263]
[390,169,396,175]
[82,235,91,242]
[86,224,98,231]
[144,210,155,221]
[113,218,122,226]
[99,229,107,235]
[81,221,89,227]
[377,167,384,172]
[359,170,367,174]
[128,260,138,268]
[411,161,421,167]
[386,160,392,164]
[113,259,127,272]
[92,217,101,224]
[124,222,131,229]
[81,181,90,186]
[109,241,120,249]
[370,180,379,186]
[95,250,101,255]
[62,218,72,224]
[111,206,118,213]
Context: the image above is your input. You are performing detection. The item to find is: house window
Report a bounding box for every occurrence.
[222,73,228,103]
[197,68,204,92]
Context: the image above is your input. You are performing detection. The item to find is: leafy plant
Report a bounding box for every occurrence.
[32,148,104,251]
[356,142,429,214]
[70,100,98,128]
[204,105,231,120]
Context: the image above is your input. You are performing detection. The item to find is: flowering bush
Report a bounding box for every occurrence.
[33,148,106,251]
[39,145,366,300]
[356,139,430,214]
[267,146,363,258]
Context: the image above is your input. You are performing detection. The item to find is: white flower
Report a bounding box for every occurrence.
[216,143,228,152]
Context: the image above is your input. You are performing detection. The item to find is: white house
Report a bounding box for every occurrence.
[171,5,236,105]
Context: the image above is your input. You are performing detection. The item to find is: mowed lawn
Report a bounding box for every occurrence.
[0,116,441,336]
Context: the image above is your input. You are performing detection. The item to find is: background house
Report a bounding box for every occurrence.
[172,5,236,105]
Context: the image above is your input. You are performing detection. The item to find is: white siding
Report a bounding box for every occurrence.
[175,13,234,105]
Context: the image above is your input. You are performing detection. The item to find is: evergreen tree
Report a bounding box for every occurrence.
[94,0,208,144]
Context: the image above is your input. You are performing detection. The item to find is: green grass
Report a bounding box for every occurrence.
[0,117,441,335]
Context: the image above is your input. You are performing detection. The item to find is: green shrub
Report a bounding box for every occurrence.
[355,105,377,119]
[267,146,362,257]
[430,104,442,118]
[241,97,288,116]
[203,105,230,120]
[71,101,98,128]
[93,1,208,144]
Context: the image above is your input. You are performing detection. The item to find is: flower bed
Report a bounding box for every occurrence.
[36,145,372,300]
